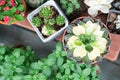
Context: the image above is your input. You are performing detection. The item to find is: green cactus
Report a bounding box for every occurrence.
[60,0,81,15]
[32,17,42,27]
[39,6,53,19]
[56,15,65,26]
[48,19,55,25]
[66,7,73,15]
[42,25,55,36]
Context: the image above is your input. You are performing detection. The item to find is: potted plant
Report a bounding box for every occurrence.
[62,17,110,64]
[105,9,120,61]
[0,0,26,25]
[27,0,69,43]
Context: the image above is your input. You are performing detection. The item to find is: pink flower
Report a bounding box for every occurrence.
[0,0,5,6]
[10,0,16,6]
[4,6,10,11]
[3,16,10,23]
[15,10,19,14]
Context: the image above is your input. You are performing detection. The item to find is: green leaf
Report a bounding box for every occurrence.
[12,49,21,58]
[12,76,22,80]
[2,10,12,16]
[42,67,51,77]
[56,72,62,79]
[15,56,25,66]
[0,46,6,55]
[0,13,3,20]
[75,3,80,9]
[31,62,40,70]
[61,51,67,56]
[17,4,24,12]
[38,73,47,80]
[0,55,3,61]
[10,7,17,14]
[23,75,32,80]
[65,68,70,75]
[14,14,24,21]
[57,57,64,68]
[46,54,56,66]
[15,68,23,73]
[56,42,62,51]
[76,64,81,74]
[72,73,80,78]
[0,76,5,80]
[82,67,91,78]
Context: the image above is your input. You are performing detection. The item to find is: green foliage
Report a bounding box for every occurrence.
[14,14,24,21]
[0,45,36,80]
[39,6,53,19]
[32,17,42,27]
[56,15,65,26]
[0,42,100,80]
[17,4,24,12]
[60,0,81,15]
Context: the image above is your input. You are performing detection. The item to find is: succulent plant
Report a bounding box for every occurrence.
[48,18,55,25]
[56,15,65,26]
[25,0,45,8]
[42,25,55,36]
[60,0,80,15]
[65,19,110,63]
[39,6,53,19]
[32,17,42,27]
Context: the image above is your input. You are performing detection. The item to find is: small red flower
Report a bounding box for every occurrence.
[0,0,5,6]
[10,0,16,6]
[4,6,10,11]
[11,2,16,6]
[15,10,19,14]
[3,16,10,23]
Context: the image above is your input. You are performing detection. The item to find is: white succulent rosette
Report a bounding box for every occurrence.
[84,0,113,17]
[64,17,110,63]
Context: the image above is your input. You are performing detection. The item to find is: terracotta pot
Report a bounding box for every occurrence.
[62,16,112,63]
[0,0,26,25]
[104,10,120,61]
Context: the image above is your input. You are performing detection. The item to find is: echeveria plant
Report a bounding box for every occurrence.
[64,17,110,63]
[84,0,113,17]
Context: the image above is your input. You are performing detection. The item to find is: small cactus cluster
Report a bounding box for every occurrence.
[60,0,80,15]
[32,6,65,36]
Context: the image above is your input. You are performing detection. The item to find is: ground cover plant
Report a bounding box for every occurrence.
[0,42,100,80]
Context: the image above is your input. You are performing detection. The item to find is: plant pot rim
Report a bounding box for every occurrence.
[27,0,69,43]
[0,0,26,25]
[62,16,111,63]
